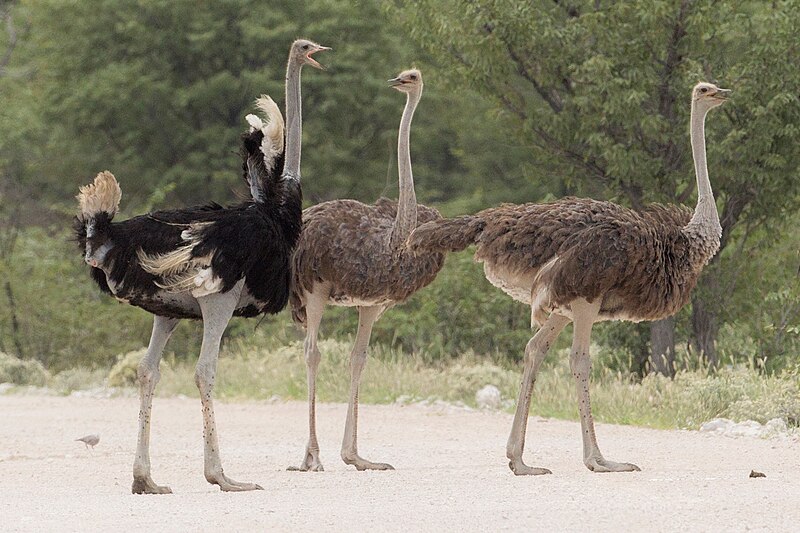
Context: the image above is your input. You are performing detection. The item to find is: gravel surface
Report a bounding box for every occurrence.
[0,395,798,532]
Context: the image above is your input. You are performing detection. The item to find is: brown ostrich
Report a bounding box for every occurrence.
[289,69,444,472]
[408,82,730,475]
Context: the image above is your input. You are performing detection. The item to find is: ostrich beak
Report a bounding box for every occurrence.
[388,77,403,87]
[306,46,331,70]
[714,88,731,100]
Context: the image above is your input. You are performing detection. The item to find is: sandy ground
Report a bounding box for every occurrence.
[0,395,798,532]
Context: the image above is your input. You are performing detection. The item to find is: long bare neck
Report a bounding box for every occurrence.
[283,59,303,180]
[684,100,722,260]
[390,89,422,249]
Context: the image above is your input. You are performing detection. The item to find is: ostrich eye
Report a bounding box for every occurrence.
[410,75,417,80]
[302,44,309,50]
[700,87,708,94]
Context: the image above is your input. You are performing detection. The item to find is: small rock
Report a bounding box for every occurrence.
[476,385,501,410]
[394,395,412,406]
[749,470,766,478]
[727,420,763,438]
[763,418,788,435]
[700,418,733,433]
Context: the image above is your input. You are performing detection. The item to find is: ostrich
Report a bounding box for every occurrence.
[289,69,444,472]
[408,82,730,475]
[74,39,328,493]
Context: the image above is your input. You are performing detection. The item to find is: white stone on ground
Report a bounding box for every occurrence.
[699,417,790,439]
[476,384,501,409]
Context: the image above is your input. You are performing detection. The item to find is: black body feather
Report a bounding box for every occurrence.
[75,127,299,320]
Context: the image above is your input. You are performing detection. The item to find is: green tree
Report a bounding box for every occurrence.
[2,0,538,368]
[391,0,800,371]
[20,0,533,210]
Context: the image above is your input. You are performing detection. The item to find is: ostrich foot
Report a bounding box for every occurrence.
[132,476,173,495]
[287,449,324,472]
[206,472,264,492]
[342,453,394,471]
[508,458,552,476]
[585,456,640,473]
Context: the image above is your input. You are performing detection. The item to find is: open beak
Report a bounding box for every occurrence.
[714,88,731,100]
[306,46,331,70]
[388,77,404,87]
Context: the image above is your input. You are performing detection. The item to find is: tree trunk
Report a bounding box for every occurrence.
[4,280,24,358]
[691,295,719,367]
[650,317,676,377]
[628,323,651,378]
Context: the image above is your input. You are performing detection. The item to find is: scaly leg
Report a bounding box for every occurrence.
[507,313,569,475]
[196,282,263,491]
[570,299,640,473]
[288,292,326,472]
[341,305,392,471]
[132,315,180,494]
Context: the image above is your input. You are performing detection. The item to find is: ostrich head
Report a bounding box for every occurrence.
[290,39,330,70]
[388,69,423,93]
[83,216,113,268]
[77,171,120,268]
[693,82,731,111]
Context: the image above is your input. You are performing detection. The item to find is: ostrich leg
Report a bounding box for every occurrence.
[289,292,326,472]
[570,299,640,473]
[195,281,263,491]
[341,305,393,471]
[506,313,569,475]
[132,315,180,494]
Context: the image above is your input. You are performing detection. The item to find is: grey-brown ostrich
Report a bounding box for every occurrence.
[408,82,729,475]
[289,69,444,472]
[74,39,328,493]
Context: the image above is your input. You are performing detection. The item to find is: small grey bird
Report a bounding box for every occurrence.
[76,434,100,450]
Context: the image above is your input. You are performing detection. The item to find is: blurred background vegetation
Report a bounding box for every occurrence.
[1,0,798,384]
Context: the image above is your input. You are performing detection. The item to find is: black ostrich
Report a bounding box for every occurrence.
[74,40,329,494]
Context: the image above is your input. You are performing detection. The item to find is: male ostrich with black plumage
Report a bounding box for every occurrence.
[289,69,444,472]
[409,82,729,475]
[75,39,328,493]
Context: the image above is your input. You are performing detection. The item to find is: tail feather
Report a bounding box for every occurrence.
[241,95,285,203]
[77,171,121,220]
[406,215,485,253]
[254,95,284,171]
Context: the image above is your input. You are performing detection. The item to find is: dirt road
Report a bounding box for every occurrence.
[0,395,797,532]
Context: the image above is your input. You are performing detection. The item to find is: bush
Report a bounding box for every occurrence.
[107,348,148,388]
[50,367,106,394]
[0,351,50,386]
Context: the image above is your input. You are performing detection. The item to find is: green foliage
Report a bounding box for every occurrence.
[0,350,49,386]
[390,0,800,364]
[16,0,534,211]
[0,0,798,375]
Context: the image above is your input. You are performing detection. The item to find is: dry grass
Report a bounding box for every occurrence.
[8,330,794,431]
[146,332,800,430]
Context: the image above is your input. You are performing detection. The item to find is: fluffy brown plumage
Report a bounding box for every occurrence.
[410,198,706,324]
[291,198,442,324]
[288,69,445,473]
[406,82,729,476]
